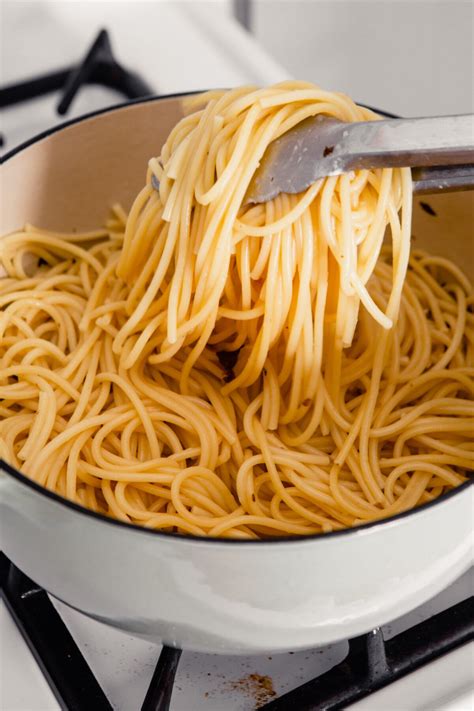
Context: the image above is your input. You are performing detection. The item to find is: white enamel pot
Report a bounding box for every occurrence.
[0,95,473,654]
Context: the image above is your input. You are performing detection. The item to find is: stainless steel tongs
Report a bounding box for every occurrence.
[246,114,474,203]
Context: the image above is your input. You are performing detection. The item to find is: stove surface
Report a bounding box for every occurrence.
[1,568,472,710]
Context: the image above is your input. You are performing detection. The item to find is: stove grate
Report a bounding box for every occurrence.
[0,553,113,711]
[1,553,472,711]
[0,28,153,149]
[259,596,474,710]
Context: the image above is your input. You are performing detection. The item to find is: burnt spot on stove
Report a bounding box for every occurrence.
[226,673,276,707]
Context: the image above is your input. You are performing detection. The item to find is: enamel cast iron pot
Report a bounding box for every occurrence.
[0,94,473,654]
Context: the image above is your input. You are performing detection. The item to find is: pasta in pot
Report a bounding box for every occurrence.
[0,82,472,538]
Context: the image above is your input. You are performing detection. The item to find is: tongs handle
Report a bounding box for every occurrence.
[342,114,474,171]
[412,164,474,194]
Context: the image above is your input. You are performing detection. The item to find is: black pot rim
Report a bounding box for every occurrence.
[1,91,471,546]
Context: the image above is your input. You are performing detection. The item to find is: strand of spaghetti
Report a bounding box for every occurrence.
[0,233,103,272]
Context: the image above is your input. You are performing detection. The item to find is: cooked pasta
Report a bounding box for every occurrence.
[1,82,472,538]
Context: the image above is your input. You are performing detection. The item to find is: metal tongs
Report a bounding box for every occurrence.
[246,114,474,203]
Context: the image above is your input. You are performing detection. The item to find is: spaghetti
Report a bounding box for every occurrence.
[1,82,472,538]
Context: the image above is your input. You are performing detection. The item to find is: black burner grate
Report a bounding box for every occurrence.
[1,553,472,711]
[259,597,474,710]
[0,28,153,149]
[0,553,113,711]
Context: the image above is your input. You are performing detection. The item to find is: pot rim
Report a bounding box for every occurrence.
[1,458,472,546]
[1,91,472,546]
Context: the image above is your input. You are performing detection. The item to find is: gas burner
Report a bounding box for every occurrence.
[1,553,472,711]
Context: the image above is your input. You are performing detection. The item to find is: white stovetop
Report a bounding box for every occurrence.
[1,569,473,711]
[1,0,288,154]
[1,2,473,709]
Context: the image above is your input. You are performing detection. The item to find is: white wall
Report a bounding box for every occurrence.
[252,0,473,116]
[2,0,472,116]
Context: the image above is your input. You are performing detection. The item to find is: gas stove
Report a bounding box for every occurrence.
[1,553,472,710]
[1,4,473,710]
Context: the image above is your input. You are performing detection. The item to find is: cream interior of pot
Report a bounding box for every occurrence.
[1,95,473,289]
